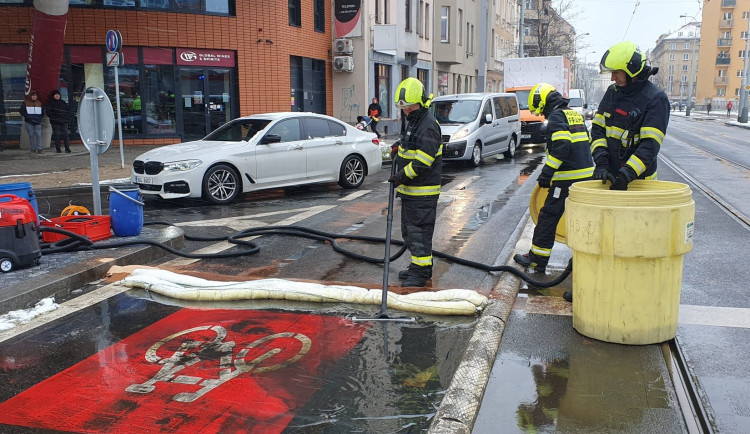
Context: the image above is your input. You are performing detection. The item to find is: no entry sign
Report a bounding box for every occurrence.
[0,309,369,433]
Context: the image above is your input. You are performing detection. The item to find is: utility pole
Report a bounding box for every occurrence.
[477,0,489,91]
[739,9,750,123]
[686,22,698,116]
[519,0,525,57]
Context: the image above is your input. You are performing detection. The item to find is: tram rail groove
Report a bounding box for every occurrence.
[664,338,715,434]
[659,153,750,228]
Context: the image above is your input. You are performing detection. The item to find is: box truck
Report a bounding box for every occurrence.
[503,56,571,144]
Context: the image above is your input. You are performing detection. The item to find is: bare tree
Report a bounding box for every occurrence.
[523,0,584,59]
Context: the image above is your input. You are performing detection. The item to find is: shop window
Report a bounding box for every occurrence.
[289,0,301,27]
[140,0,169,9]
[103,0,135,6]
[375,63,391,118]
[0,63,26,138]
[107,61,142,135]
[206,0,228,14]
[144,65,176,134]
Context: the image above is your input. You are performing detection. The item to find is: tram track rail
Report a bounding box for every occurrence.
[663,338,714,434]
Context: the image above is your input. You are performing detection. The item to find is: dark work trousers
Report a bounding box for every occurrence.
[529,181,572,266]
[51,122,71,151]
[399,196,438,271]
[370,120,380,138]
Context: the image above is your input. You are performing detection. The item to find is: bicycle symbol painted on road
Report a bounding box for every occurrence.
[126,325,312,402]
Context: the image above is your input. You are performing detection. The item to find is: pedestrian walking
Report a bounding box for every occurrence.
[390,77,442,287]
[513,83,594,290]
[591,41,670,191]
[726,100,733,118]
[19,90,43,154]
[707,101,712,115]
[46,90,71,153]
[368,97,382,138]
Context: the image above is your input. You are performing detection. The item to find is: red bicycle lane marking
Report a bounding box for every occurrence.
[0,309,370,433]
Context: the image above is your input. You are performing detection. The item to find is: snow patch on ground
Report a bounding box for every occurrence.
[0,297,59,331]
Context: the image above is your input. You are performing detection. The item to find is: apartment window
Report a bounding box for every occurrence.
[525,0,534,9]
[682,65,688,71]
[684,42,690,49]
[719,69,726,77]
[742,31,749,39]
[670,43,676,49]
[668,65,675,73]
[739,70,745,77]
[416,0,423,35]
[470,24,475,54]
[375,63,392,118]
[683,53,690,60]
[736,88,741,96]
[718,88,726,96]
[678,32,683,37]
[441,6,450,42]
[524,25,531,36]
[425,4,430,39]
[740,51,747,58]
[405,0,411,32]
[682,75,688,82]
[417,68,429,89]
[669,53,675,61]
[458,9,463,45]
[723,31,731,39]
[744,11,749,19]
[724,12,732,19]
[375,0,380,23]
[289,0,301,26]
[314,0,324,32]
[668,75,674,82]
[401,65,410,81]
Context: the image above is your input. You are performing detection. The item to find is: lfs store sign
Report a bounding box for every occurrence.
[177,48,235,67]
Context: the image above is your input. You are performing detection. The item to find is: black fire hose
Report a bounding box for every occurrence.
[38,223,571,288]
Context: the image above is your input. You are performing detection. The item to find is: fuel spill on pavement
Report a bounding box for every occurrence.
[0,292,476,433]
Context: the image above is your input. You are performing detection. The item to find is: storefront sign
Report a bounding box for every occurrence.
[334,0,362,38]
[176,48,235,67]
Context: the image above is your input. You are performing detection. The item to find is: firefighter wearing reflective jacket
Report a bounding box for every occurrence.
[592,41,670,190]
[514,83,594,276]
[390,77,442,288]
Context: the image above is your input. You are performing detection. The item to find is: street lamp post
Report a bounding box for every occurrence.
[573,33,590,88]
[738,10,750,123]
[680,16,698,117]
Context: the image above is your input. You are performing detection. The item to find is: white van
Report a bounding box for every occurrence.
[429,93,521,166]
[568,89,587,116]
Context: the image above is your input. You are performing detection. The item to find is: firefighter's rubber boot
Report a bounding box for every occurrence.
[398,269,409,280]
[401,266,432,288]
[513,253,547,273]
[563,291,572,302]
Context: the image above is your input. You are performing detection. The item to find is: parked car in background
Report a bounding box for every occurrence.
[131,112,382,204]
[429,93,521,166]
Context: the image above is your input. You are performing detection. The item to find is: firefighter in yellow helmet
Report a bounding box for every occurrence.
[390,77,442,287]
[514,83,594,294]
[591,41,670,191]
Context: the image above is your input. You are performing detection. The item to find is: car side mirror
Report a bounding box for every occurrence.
[261,134,282,144]
[484,113,492,124]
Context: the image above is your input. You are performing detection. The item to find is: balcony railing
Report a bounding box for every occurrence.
[716,56,731,65]
[715,76,728,85]
[718,38,733,46]
[720,19,733,28]
[722,0,736,7]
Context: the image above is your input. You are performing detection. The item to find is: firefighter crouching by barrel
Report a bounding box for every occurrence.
[591,41,670,190]
[389,77,442,288]
[514,83,594,301]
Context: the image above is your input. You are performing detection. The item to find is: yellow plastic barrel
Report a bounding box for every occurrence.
[530,185,567,244]
[565,180,695,345]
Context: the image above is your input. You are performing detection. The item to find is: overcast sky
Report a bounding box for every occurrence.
[563,0,703,67]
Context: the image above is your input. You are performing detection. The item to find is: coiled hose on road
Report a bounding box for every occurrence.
[39,222,572,288]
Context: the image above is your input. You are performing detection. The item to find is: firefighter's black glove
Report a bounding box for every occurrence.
[592,156,615,184]
[537,172,552,189]
[610,167,636,191]
[390,140,401,160]
[388,171,404,186]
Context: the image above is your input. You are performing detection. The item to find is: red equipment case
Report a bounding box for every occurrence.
[41,215,112,243]
[0,194,41,272]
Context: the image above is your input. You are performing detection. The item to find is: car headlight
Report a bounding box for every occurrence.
[451,126,471,141]
[163,159,202,172]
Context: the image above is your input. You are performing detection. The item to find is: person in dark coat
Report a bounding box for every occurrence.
[46,90,71,153]
[368,97,382,138]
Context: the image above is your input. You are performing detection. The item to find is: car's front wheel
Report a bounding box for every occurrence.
[202,164,241,204]
[469,142,482,167]
[338,155,366,189]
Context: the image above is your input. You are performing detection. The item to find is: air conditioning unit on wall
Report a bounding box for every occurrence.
[334,56,354,72]
[334,38,354,55]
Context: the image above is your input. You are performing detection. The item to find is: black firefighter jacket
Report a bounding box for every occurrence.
[591,79,670,180]
[394,107,443,198]
[541,100,595,183]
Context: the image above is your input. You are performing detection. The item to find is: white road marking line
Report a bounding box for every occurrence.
[678,305,750,329]
[339,190,371,201]
[165,205,336,267]
[0,283,130,344]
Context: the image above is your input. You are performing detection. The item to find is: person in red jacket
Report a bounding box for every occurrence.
[368,97,382,138]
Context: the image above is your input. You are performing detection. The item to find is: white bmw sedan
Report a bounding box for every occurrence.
[131,112,383,204]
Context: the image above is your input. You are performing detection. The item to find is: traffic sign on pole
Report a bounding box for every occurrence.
[106,30,122,53]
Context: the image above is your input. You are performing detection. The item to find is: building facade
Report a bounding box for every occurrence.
[651,22,701,108]
[1,0,333,146]
[696,0,750,110]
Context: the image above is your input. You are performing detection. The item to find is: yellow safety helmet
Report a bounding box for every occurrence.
[599,41,646,78]
[395,77,432,109]
[528,83,556,116]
